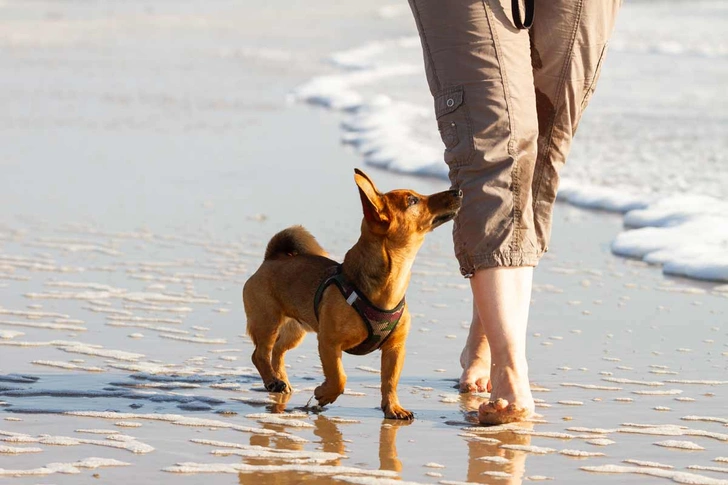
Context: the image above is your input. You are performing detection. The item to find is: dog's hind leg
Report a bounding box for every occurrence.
[271,319,307,394]
[247,309,288,393]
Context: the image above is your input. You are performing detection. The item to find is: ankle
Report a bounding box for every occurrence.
[490,358,530,383]
[464,355,490,368]
[489,347,527,369]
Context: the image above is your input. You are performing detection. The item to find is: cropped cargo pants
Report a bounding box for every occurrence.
[408,0,621,276]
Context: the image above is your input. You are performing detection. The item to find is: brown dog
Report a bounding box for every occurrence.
[243,169,461,419]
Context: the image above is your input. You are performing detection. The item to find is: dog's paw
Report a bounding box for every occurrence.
[265,379,289,393]
[314,384,341,407]
[383,404,414,420]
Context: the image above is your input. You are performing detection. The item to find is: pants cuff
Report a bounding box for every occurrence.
[456,250,542,277]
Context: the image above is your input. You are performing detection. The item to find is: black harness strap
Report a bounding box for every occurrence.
[313,264,406,356]
[512,0,535,29]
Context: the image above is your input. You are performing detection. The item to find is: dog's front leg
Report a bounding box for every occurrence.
[380,316,413,420]
[314,336,346,406]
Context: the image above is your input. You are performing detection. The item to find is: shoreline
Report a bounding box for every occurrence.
[1,1,726,484]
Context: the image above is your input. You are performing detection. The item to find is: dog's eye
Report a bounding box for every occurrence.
[407,195,419,207]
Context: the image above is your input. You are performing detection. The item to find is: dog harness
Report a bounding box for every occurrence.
[313,264,405,356]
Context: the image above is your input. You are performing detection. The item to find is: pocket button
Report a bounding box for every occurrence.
[438,121,459,151]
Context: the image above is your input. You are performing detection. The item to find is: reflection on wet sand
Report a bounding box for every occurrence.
[459,393,531,484]
[315,414,346,466]
[239,392,410,485]
[379,420,411,473]
[238,391,533,485]
[239,410,409,484]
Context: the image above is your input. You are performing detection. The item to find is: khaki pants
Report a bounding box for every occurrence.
[408,0,621,276]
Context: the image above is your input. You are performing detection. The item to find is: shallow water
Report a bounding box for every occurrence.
[1,203,727,484]
[1,0,727,484]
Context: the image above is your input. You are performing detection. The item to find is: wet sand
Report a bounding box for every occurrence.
[2,193,727,485]
[1,1,727,484]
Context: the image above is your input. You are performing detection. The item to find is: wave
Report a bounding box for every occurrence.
[291,22,728,283]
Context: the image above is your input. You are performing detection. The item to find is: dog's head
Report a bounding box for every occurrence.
[354,168,462,247]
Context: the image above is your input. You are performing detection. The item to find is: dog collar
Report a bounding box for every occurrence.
[313,264,406,356]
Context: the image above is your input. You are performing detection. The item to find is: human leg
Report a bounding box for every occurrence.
[472,0,621,423]
[466,0,622,423]
[409,0,540,423]
[530,0,622,250]
[473,266,534,424]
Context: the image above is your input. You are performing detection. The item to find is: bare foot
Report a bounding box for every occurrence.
[478,361,534,425]
[459,303,492,393]
[459,350,491,393]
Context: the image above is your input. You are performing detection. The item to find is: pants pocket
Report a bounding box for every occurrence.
[437,120,459,150]
[434,86,472,169]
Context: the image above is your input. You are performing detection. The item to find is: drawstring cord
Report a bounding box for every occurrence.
[512,0,535,29]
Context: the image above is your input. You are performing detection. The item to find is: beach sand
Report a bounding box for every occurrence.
[1,1,727,484]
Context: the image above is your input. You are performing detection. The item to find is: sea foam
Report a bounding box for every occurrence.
[292,29,728,283]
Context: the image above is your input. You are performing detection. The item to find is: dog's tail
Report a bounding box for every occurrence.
[263,225,327,261]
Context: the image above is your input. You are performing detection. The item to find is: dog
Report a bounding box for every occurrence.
[243,169,462,419]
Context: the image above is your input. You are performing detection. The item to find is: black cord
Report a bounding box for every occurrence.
[512,0,535,29]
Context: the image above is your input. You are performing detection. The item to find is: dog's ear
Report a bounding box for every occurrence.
[354,169,389,229]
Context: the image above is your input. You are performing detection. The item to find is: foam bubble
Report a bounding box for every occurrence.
[331,476,428,485]
[622,459,673,469]
[561,383,622,391]
[666,380,728,385]
[159,334,227,344]
[329,417,361,424]
[75,429,120,435]
[687,465,728,474]
[0,445,43,454]
[162,462,399,477]
[0,330,24,340]
[211,448,341,464]
[0,457,129,477]
[477,456,510,464]
[567,427,617,435]
[64,411,303,441]
[559,449,606,458]
[0,319,86,331]
[254,416,314,428]
[481,471,512,478]
[513,430,575,440]
[587,439,616,446]
[654,440,705,451]
[632,389,683,396]
[499,444,555,454]
[31,360,104,372]
[603,377,664,387]
[115,422,142,428]
[0,308,70,319]
[581,464,728,484]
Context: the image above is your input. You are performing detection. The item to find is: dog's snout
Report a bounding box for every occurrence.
[449,189,463,199]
